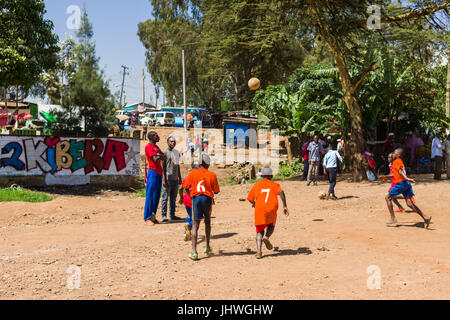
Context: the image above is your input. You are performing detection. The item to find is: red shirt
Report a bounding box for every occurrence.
[302,142,310,161]
[182,178,192,208]
[145,143,163,175]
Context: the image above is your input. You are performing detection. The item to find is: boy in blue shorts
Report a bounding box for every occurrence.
[179,161,199,241]
[385,148,431,228]
[182,154,220,260]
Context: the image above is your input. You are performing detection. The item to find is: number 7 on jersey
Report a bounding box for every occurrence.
[261,189,270,203]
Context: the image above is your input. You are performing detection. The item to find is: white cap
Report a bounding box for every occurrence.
[260,167,273,176]
[388,132,394,137]
[201,154,211,165]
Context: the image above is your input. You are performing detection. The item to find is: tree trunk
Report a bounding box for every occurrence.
[306,0,367,181]
[446,50,450,118]
[285,136,292,165]
[2,87,6,113]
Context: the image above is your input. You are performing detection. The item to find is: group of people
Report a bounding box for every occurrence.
[431,131,450,180]
[301,135,343,200]
[142,129,442,261]
[143,131,290,259]
[384,131,450,180]
[183,134,209,158]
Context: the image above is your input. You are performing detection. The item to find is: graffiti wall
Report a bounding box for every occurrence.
[0,136,140,185]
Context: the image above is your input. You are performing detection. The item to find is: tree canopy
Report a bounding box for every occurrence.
[0,0,59,90]
[54,8,116,136]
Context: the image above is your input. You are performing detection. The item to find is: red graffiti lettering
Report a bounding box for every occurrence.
[102,140,129,172]
[84,139,105,174]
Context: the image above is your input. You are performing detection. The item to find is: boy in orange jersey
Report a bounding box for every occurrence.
[247,167,289,259]
[385,148,431,228]
[182,154,220,261]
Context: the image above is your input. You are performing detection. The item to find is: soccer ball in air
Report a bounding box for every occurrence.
[248,77,261,91]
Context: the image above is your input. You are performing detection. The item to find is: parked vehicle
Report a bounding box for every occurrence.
[145,111,175,126]
[116,110,128,116]
[161,107,212,128]
[140,115,154,126]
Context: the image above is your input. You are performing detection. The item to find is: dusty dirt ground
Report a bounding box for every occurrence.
[0,173,449,300]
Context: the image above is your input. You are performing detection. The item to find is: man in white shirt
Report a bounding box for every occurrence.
[323,142,343,200]
[431,132,445,180]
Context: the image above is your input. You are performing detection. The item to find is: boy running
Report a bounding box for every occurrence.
[179,161,199,241]
[247,167,289,259]
[385,148,431,228]
[380,153,410,212]
[182,154,220,260]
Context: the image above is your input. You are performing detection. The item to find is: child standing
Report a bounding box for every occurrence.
[182,154,220,261]
[179,161,199,241]
[365,147,377,179]
[385,148,431,228]
[247,167,289,259]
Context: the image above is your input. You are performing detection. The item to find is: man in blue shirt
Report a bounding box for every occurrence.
[307,135,325,186]
[323,142,343,200]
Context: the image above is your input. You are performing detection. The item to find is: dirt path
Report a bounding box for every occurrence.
[0,175,449,300]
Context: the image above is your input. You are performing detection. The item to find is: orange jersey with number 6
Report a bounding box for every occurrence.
[247,179,282,226]
[183,168,220,198]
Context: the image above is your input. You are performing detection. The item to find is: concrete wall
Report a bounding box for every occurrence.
[0,135,140,188]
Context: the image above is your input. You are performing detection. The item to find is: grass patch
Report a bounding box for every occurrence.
[129,179,147,198]
[130,187,146,198]
[0,187,53,203]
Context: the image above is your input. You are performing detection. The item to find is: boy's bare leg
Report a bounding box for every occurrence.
[256,230,264,258]
[262,225,275,250]
[265,225,275,238]
[191,220,200,255]
[385,194,397,224]
[405,197,431,228]
[393,198,404,210]
[204,217,211,250]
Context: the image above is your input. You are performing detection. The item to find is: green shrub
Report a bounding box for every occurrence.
[276,159,304,179]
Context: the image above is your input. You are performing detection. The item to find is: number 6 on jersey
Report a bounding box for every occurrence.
[197,180,206,192]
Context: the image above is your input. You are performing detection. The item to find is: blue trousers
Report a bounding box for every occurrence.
[185,206,192,227]
[144,170,162,221]
[326,167,337,195]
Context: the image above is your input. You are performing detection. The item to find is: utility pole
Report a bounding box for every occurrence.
[182,49,187,132]
[119,65,129,108]
[142,69,145,111]
[60,71,64,105]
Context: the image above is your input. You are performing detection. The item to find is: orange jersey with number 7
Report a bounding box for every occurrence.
[182,168,220,198]
[247,179,282,226]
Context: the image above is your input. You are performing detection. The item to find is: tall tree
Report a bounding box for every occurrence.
[296,0,449,181]
[56,8,115,136]
[139,0,305,110]
[0,0,59,111]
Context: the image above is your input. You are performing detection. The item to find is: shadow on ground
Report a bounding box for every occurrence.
[395,221,434,230]
[214,247,313,258]
[28,185,136,197]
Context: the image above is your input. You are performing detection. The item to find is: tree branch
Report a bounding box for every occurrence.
[382,1,450,24]
[351,61,378,95]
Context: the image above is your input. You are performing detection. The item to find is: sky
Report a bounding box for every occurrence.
[41,0,159,106]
